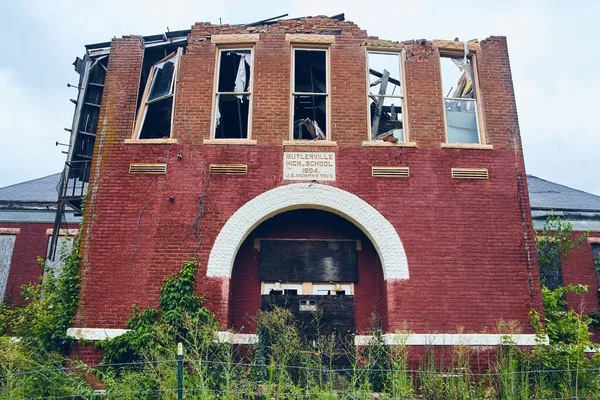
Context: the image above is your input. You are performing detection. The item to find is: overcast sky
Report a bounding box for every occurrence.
[0,0,598,195]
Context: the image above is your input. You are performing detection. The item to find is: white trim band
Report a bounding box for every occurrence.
[215,331,259,344]
[66,329,547,347]
[355,333,548,346]
[66,328,130,341]
[207,183,409,280]
[46,228,79,236]
[0,228,20,234]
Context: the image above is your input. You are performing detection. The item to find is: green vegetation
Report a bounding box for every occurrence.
[2,214,600,398]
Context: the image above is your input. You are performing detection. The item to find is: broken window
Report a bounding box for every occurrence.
[214,49,253,139]
[135,48,181,139]
[593,244,600,286]
[293,49,328,140]
[441,52,481,144]
[45,235,74,279]
[368,52,405,142]
[0,234,16,301]
[537,242,564,291]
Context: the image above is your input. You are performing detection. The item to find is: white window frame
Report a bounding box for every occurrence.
[312,283,352,295]
[440,52,485,145]
[290,47,330,141]
[261,282,354,295]
[366,50,408,142]
[0,234,17,301]
[212,46,255,140]
[133,48,182,139]
[262,282,304,295]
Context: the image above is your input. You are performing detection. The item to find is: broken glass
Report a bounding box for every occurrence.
[147,57,176,102]
[368,52,404,141]
[293,96,327,140]
[135,50,180,139]
[293,49,327,140]
[368,52,402,97]
[369,96,403,142]
[0,235,16,301]
[441,55,479,143]
[139,97,173,139]
[215,49,252,139]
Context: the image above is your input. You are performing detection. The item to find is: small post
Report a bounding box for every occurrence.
[177,342,183,400]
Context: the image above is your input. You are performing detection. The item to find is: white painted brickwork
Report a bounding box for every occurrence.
[206,183,409,280]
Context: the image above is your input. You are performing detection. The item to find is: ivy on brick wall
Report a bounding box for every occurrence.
[98,259,214,366]
[0,196,85,354]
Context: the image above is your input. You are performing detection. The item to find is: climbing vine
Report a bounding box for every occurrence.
[0,197,85,354]
[98,259,214,365]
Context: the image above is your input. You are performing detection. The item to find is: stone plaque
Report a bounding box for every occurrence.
[283,152,335,181]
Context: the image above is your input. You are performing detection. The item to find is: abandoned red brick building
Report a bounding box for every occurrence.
[0,174,79,305]
[53,14,546,346]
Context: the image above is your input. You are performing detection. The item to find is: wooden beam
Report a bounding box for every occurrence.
[434,39,480,53]
[369,68,401,87]
[371,69,389,139]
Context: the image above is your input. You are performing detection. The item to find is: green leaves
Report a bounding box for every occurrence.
[99,260,214,366]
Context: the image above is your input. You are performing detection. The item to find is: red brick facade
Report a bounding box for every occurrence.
[562,233,600,317]
[0,222,51,305]
[74,17,543,337]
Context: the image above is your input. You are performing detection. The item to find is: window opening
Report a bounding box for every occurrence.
[293,49,327,140]
[0,235,16,301]
[441,49,480,144]
[537,242,564,291]
[45,236,75,279]
[368,52,405,142]
[214,49,252,139]
[592,244,600,286]
[135,49,181,139]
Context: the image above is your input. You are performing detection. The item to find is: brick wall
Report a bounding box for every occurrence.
[562,233,600,321]
[73,17,542,336]
[0,222,52,305]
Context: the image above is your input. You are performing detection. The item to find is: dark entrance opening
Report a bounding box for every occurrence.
[228,209,387,339]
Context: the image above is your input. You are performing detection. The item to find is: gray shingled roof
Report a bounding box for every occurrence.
[527,175,600,212]
[0,173,61,203]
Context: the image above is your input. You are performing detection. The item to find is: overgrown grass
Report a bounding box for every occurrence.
[3,213,600,397]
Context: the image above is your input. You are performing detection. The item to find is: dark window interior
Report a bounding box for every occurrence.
[139,97,173,139]
[537,243,564,291]
[135,44,185,139]
[593,244,600,284]
[293,50,327,140]
[215,50,251,139]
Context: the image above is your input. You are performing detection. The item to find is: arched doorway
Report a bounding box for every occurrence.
[228,209,387,335]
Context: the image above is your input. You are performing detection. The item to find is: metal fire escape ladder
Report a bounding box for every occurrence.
[49,53,107,260]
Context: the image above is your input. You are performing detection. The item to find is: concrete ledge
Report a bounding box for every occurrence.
[216,332,259,344]
[283,140,337,147]
[66,328,130,341]
[124,139,178,145]
[362,141,417,148]
[203,139,257,146]
[588,237,600,243]
[46,228,79,236]
[441,143,493,150]
[355,333,547,346]
[0,228,20,234]
[66,329,549,347]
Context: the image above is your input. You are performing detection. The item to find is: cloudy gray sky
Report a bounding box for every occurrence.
[0,0,598,195]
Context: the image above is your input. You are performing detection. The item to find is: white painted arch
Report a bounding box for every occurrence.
[207,183,409,280]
